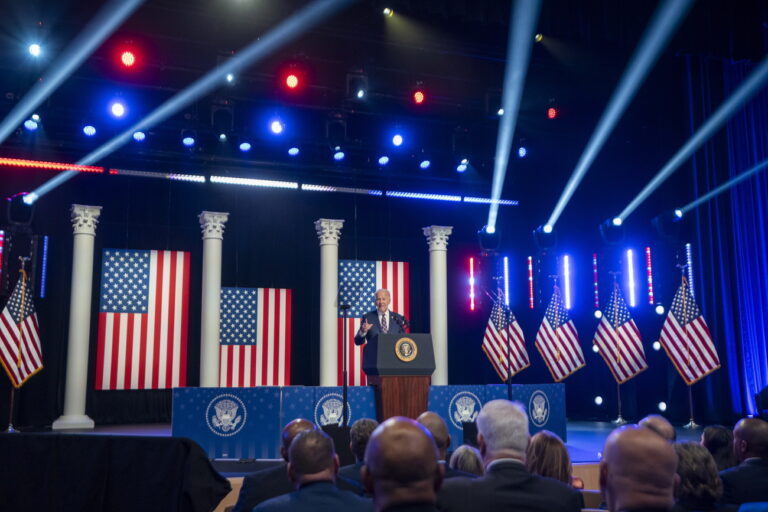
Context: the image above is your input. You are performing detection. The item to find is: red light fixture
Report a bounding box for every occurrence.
[121,50,136,68]
[547,107,557,119]
[413,90,425,104]
[285,73,299,89]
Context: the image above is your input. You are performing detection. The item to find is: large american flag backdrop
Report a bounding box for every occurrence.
[219,287,291,387]
[95,249,190,390]
[592,284,648,384]
[338,260,409,386]
[659,277,720,385]
[482,293,529,381]
[535,286,585,382]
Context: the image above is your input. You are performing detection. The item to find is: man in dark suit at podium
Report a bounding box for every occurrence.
[354,289,407,371]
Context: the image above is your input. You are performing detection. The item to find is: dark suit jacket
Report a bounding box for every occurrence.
[354,310,407,371]
[720,457,768,504]
[232,463,292,512]
[253,481,373,512]
[436,460,582,512]
[339,461,365,488]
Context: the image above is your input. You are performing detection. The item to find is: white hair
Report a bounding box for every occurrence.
[375,289,391,297]
[476,400,529,455]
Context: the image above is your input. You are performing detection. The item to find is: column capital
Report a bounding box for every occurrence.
[315,218,344,246]
[71,204,102,236]
[199,211,229,240]
[422,225,453,251]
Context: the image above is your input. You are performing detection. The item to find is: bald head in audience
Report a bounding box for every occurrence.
[287,430,339,487]
[362,417,444,511]
[639,414,676,442]
[280,418,317,461]
[600,426,679,512]
[733,417,768,462]
[417,412,451,461]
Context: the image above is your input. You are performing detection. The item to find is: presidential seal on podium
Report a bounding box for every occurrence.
[395,336,418,362]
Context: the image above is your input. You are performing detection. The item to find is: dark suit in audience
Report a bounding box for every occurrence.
[338,418,380,494]
[720,418,768,505]
[254,480,372,512]
[416,412,478,481]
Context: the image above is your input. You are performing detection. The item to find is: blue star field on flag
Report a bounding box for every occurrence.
[220,287,258,345]
[338,260,377,317]
[99,249,150,313]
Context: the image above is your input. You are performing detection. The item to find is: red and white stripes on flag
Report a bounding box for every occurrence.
[535,286,585,382]
[338,260,409,386]
[659,277,720,385]
[95,249,190,390]
[219,287,292,387]
[482,295,529,381]
[592,284,648,384]
[0,272,43,388]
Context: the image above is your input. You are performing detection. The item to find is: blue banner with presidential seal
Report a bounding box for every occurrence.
[428,385,487,454]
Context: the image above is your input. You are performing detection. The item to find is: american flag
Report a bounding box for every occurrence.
[219,287,291,387]
[338,260,409,386]
[482,292,529,381]
[535,286,585,382]
[659,277,720,385]
[592,283,648,384]
[0,271,42,388]
[95,249,190,390]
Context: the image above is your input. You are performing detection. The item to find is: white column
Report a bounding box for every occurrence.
[315,219,344,386]
[52,205,102,430]
[199,211,229,387]
[423,226,453,385]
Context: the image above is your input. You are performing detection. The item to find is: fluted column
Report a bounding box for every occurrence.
[423,226,453,385]
[315,219,344,386]
[52,205,102,430]
[199,211,229,387]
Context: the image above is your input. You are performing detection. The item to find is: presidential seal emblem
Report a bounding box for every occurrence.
[448,391,481,429]
[528,390,550,427]
[314,393,351,426]
[206,394,246,437]
[395,337,417,362]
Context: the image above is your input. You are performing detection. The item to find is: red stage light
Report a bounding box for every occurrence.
[121,50,136,68]
[547,107,557,119]
[413,90,425,104]
[285,73,299,89]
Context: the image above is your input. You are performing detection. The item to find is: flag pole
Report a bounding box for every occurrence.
[613,382,627,425]
[340,304,350,428]
[607,276,627,425]
[5,387,17,433]
[677,271,699,430]
[683,384,699,429]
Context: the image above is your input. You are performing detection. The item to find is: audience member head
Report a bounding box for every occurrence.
[416,411,451,461]
[701,425,738,471]
[449,444,484,476]
[600,425,678,512]
[526,430,573,485]
[280,418,317,461]
[362,416,444,511]
[475,399,529,464]
[639,414,677,442]
[349,418,379,463]
[287,430,339,488]
[673,442,722,510]
[733,417,768,462]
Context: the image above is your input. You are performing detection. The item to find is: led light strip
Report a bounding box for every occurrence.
[593,253,599,309]
[210,175,299,189]
[463,196,518,205]
[503,256,510,306]
[386,191,462,202]
[301,184,382,195]
[627,249,636,307]
[469,257,476,311]
[0,230,4,283]
[528,256,534,309]
[646,246,654,304]
[563,255,572,309]
[0,157,103,173]
[685,243,695,298]
[109,168,206,183]
[40,235,49,298]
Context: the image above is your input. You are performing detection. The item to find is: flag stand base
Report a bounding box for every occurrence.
[683,418,700,429]
[612,415,628,425]
[5,423,18,433]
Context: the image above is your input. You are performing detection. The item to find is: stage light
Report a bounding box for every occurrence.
[133,131,145,142]
[612,217,622,226]
[653,341,661,351]
[469,257,476,311]
[413,90,425,104]
[533,225,557,250]
[347,72,368,100]
[655,304,665,315]
[594,396,603,406]
[333,148,345,161]
[419,160,431,169]
[484,225,496,235]
[182,136,195,147]
[534,33,543,42]
[528,256,534,309]
[518,146,527,158]
[497,108,504,116]
[378,155,390,166]
[646,247,654,304]
[40,235,49,298]
[543,224,553,234]
[356,89,365,98]
[686,242,695,298]
[270,119,284,134]
[592,344,600,353]
[28,43,42,57]
[593,253,600,309]
[626,249,636,307]
[288,146,300,156]
[110,101,126,118]
[383,7,393,17]
[285,73,299,89]
[460,158,469,164]
[392,134,403,147]
[239,142,251,152]
[478,225,500,250]
[547,107,557,119]
[658,402,667,412]
[503,256,510,306]
[463,197,518,205]
[24,119,38,131]
[386,191,461,202]
[226,73,234,83]
[120,50,136,68]
[456,163,468,173]
[674,208,683,218]
[594,310,603,319]
[563,254,572,309]
[219,133,227,142]
[31,114,40,122]
[83,125,96,137]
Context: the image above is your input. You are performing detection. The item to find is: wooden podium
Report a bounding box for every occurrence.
[364,333,435,421]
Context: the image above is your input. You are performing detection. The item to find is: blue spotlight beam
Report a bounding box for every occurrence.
[546,0,693,228]
[679,157,768,215]
[486,0,543,232]
[27,0,357,203]
[0,0,145,145]
[618,55,768,222]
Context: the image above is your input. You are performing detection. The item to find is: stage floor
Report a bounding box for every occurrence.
[85,420,704,464]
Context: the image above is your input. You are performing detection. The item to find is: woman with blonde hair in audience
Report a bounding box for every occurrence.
[448,444,484,476]
[525,430,584,490]
[673,442,737,512]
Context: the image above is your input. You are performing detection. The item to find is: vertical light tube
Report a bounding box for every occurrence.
[685,242,694,297]
[626,249,636,307]
[0,230,4,283]
[40,235,49,298]
[503,256,510,306]
[527,256,534,309]
[469,257,476,311]
[646,246,654,304]
[563,255,572,309]
[592,252,599,309]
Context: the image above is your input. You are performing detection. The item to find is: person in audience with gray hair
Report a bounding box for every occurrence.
[437,399,581,512]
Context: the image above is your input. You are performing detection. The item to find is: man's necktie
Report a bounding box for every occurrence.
[381,313,388,334]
